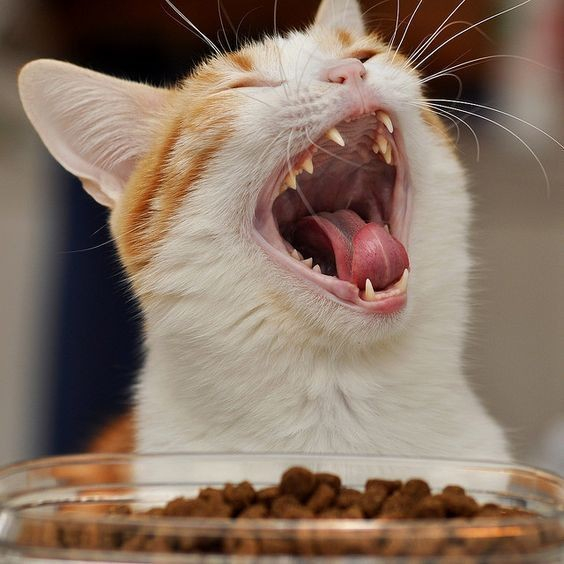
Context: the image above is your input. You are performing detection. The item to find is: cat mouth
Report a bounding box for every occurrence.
[253,110,411,314]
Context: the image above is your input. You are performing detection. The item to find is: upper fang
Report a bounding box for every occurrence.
[377,111,394,133]
[326,128,345,147]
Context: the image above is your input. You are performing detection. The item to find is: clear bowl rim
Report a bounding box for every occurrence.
[1,452,563,534]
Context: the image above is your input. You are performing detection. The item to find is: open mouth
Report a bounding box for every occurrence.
[253,110,411,314]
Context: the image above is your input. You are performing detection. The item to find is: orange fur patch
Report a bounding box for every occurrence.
[421,107,456,149]
[336,29,353,48]
[89,411,136,454]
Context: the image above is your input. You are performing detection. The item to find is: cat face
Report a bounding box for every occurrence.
[19,0,466,348]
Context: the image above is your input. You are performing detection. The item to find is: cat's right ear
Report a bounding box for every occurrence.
[18,59,170,208]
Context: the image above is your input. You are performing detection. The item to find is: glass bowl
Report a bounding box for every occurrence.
[0,453,562,563]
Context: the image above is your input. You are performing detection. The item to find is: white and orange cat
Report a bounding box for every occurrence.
[18,0,511,460]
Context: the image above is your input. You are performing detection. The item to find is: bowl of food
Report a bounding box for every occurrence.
[0,454,562,563]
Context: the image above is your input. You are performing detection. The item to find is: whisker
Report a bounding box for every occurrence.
[413,0,533,71]
[304,129,368,169]
[163,0,222,55]
[387,0,401,55]
[235,7,261,48]
[425,99,564,150]
[422,55,558,84]
[392,0,424,61]
[217,0,232,51]
[427,102,552,196]
[407,0,469,66]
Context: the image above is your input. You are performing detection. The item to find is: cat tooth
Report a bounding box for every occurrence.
[302,156,314,174]
[395,269,409,293]
[313,264,322,273]
[364,278,377,301]
[291,249,303,261]
[372,143,380,155]
[376,134,388,156]
[384,144,393,165]
[284,172,297,189]
[384,224,390,233]
[302,257,314,268]
[377,111,394,133]
[326,127,345,147]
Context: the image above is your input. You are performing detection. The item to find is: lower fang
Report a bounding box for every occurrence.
[364,279,376,301]
[291,249,303,260]
[313,264,321,273]
[302,258,313,268]
[394,269,409,293]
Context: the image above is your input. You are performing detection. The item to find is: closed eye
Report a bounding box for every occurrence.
[228,74,284,89]
[349,50,379,64]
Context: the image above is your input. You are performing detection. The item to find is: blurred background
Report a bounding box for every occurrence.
[0,1,562,473]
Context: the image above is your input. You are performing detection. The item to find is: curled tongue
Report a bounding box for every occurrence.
[292,210,409,291]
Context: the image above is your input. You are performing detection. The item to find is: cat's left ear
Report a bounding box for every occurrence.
[18,59,170,208]
[314,0,365,36]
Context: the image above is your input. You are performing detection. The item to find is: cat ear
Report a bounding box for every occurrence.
[18,59,170,208]
[314,0,365,36]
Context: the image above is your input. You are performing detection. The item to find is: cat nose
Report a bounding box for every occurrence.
[323,59,366,84]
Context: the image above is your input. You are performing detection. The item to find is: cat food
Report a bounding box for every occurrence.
[19,466,562,559]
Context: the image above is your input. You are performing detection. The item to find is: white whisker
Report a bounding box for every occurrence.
[392,0,424,61]
[413,0,533,71]
[164,0,222,55]
[428,102,551,195]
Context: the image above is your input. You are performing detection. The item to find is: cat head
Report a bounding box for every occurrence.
[19,0,466,350]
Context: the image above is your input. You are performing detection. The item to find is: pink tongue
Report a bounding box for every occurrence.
[294,210,409,291]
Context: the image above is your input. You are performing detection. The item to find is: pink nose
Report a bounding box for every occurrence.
[324,58,366,84]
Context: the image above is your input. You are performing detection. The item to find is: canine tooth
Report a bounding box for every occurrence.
[326,127,345,147]
[285,172,297,189]
[303,156,314,174]
[365,278,377,301]
[384,144,393,165]
[376,134,388,155]
[377,111,394,133]
[291,249,303,261]
[313,264,321,273]
[395,269,409,293]
[302,257,314,268]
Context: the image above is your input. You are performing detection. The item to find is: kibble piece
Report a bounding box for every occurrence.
[279,467,316,502]
[360,485,388,518]
[223,481,256,513]
[238,504,268,519]
[199,487,224,505]
[401,479,431,502]
[256,486,279,506]
[336,487,362,509]
[270,495,300,518]
[443,485,466,496]
[365,478,402,496]
[315,472,341,492]
[318,507,340,519]
[307,483,337,513]
[412,496,447,519]
[437,492,479,518]
[340,505,364,519]
[380,491,412,519]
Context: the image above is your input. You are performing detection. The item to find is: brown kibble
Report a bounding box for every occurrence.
[315,472,341,492]
[365,478,402,496]
[223,481,256,512]
[443,485,466,496]
[199,487,224,505]
[256,486,279,506]
[234,538,259,555]
[270,494,300,518]
[318,507,340,519]
[437,492,479,518]
[279,467,316,502]
[360,485,388,517]
[340,505,364,519]
[412,496,447,519]
[401,479,431,502]
[307,483,337,513]
[336,487,362,509]
[238,504,268,518]
[380,492,411,519]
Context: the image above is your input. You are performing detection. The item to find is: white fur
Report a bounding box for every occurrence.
[19,0,511,462]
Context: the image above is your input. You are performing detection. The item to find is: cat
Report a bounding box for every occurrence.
[18,0,511,461]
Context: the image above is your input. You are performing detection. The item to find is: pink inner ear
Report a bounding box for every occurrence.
[18,58,169,209]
